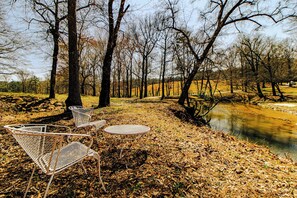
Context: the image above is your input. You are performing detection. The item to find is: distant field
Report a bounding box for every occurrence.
[1,80,297,105]
[143,80,297,97]
[139,80,232,97]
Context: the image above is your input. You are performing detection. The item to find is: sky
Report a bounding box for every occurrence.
[4,0,294,81]
[5,3,50,80]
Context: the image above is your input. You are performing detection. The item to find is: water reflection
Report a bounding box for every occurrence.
[208,104,297,161]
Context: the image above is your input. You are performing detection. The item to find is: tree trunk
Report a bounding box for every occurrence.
[161,42,167,100]
[126,62,129,97]
[172,77,175,96]
[161,68,165,99]
[157,67,161,96]
[112,72,116,97]
[140,56,145,99]
[98,0,129,107]
[117,63,122,98]
[268,68,277,96]
[178,63,200,105]
[81,77,86,95]
[271,81,277,96]
[129,60,133,97]
[230,69,233,94]
[65,0,82,109]
[151,80,154,96]
[195,80,199,95]
[22,82,26,93]
[256,82,264,98]
[144,57,149,98]
[92,66,96,96]
[99,43,114,106]
[275,83,284,100]
[244,62,248,92]
[49,31,59,99]
[206,76,213,98]
[252,62,264,98]
[200,67,205,96]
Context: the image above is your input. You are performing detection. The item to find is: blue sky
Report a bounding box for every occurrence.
[5,0,293,80]
[6,0,160,80]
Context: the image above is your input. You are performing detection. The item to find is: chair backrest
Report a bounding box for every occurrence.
[69,106,94,127]
[4,124,68,174]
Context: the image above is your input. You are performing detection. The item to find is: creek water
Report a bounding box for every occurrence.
[207,103,297,161]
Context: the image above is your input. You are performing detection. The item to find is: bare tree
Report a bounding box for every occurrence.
[282,39,296,86]
[259,38,292,100]
[76,2,99,96]
[158,16,174,100]
[25,0,95,98]
[113,38,124,98]
[27,0,68,98]
[17,70,30,92]
[88,38,105,96]
[172,33,196,95]
[222,46,239,94]
[238,36,265,98]
[134,15,160,99]
[79,37,98,95]
[261,41,280,97]
[165,0,292,105]
[123,31,137,98]
[27,75,39,93]
[98,0,129,107]
[0,2,28,75]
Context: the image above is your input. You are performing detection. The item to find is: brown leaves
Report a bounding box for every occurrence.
[0,96,297,197]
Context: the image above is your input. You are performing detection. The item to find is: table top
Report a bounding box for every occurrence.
[103,125,150,135]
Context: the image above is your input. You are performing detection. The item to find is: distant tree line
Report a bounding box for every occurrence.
[0,0,296,109]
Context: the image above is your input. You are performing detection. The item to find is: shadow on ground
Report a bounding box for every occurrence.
[102,148,148,172]
[31,111,73,124]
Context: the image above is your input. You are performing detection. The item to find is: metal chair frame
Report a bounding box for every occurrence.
[69,106,106,138]
[4,124,106,198]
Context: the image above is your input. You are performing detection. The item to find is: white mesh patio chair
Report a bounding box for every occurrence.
[69,106,106,132]
[4,124,106,198]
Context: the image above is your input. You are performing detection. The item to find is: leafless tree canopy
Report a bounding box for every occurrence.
[0,2,28,75]
[1,0,297,111]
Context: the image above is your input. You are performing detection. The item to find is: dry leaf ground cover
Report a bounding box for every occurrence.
[0,95,297,197]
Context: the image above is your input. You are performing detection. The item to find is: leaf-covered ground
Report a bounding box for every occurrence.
[0,96,297,197]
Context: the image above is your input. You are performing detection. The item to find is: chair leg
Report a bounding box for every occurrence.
[119,148,124,159]
[43,174,55,198]
[24,164,36,198]
[96,153,106,192]
[80,161,88,175]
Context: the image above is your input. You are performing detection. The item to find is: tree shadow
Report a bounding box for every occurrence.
[30,111,73,124]
[101,148,148,173]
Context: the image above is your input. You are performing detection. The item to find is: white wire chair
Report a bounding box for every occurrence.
[4,124,106,198]
[69,106,106,131]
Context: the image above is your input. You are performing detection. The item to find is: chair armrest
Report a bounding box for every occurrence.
[5,124,92,138]
[41,125,94,151]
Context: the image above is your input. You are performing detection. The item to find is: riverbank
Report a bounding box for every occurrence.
[0,96,296,197]
[209,102,297,161]
[259,102,297,116]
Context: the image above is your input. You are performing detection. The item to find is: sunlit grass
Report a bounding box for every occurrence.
[0,91,48,98]
[54,94,99,106]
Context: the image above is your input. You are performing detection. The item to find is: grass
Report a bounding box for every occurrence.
[0,93,297,197]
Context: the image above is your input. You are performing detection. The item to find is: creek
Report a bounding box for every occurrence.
[207,103,297,161]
